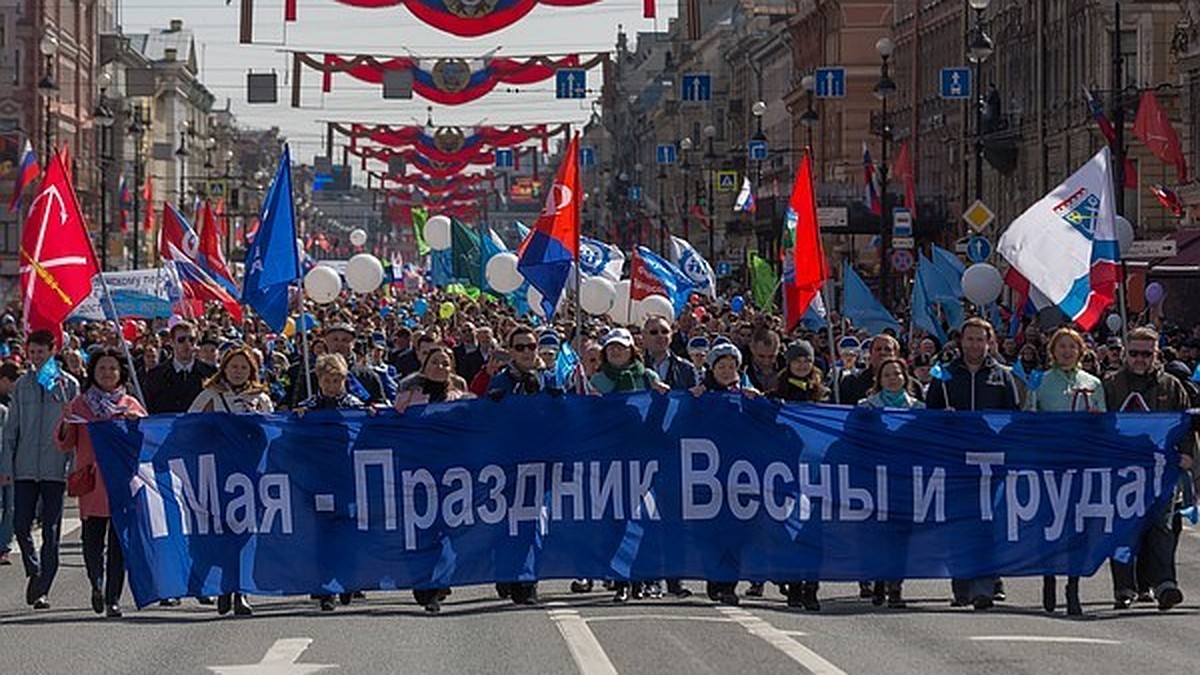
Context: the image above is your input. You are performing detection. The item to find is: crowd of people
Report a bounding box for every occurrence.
[0,286,1195,618]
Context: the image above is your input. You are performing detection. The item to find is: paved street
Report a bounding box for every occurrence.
[2,508,1198,674]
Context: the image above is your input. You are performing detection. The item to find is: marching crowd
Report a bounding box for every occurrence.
[0,287,1196,618]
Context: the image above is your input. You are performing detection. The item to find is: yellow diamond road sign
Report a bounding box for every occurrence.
[963,199,995,233]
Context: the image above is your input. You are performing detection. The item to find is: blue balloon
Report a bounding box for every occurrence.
[413,298,428,316]
[730,295,745,313]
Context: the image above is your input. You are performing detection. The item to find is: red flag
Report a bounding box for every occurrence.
[142,175,155,233]
[1133,90,1188,181]
[198,201,236,286]
[19,152,100,341]
[1149,184,1184,216]
[895,141,918,220]
[784,151,829,331]
[644,0,656,18]
[159,202,200,263]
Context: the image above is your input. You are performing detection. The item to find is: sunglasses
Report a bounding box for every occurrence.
[1127,349,1154,358]
[646,329,669,336]
[175,336,195,344]
[511,343,536,352]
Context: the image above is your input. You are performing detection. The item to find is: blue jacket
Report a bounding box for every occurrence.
[487,367,562,399]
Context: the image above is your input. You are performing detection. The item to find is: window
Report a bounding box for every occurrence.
[1119,30,1138,89]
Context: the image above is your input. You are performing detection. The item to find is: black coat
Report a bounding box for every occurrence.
[453,344,486,383]
[144,360,217,413]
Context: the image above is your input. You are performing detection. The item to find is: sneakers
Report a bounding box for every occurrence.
[233,594,253,617]
[570,579,594,594]
[105,605,123,618]
[612,587,630,603]
[1157,585,1183,611]
[32,596,50,610]
[158,598,181,607]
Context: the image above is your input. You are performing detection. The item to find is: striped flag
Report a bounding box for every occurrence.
[7,140,40,213]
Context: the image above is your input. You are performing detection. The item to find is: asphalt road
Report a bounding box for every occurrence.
[2,508,1198,674]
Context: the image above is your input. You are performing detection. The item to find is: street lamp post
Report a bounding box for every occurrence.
[94,75,115,271]
[128,105,148,269]
[703,124,717,261]
[175,130,190,209]
[800,75,819,150]
[1110,0,1126,216]
[751,100,769,261]
[874,37,898,311]
[967,0,994,203]
[37,34,59,162]
[680,137,693,241]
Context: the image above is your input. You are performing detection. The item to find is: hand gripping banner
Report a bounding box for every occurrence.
[89,394,1192,608]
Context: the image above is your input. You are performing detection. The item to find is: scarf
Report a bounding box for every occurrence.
[879,389,910,408]
[601,359,648,392]
[84,385,127,420]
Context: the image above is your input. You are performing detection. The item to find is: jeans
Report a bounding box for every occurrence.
[0,482,14,553]
[1110,501,1182,599]
[81,517,125,606]
[13,480,66,598]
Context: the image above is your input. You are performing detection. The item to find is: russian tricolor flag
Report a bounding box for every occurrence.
[517,134,580,320]
[8,140,40,213]
[862,143,882,217]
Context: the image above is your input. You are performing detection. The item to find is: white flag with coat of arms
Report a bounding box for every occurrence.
[668,236,716,299]
[577,236,625,281]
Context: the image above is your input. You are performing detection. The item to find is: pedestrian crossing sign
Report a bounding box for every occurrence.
[717,171,737,193]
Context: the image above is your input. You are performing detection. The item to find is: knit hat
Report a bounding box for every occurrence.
[538,331,562,349]
[837,336,861,353]
[706,342,742,369]
[784,340,815,362]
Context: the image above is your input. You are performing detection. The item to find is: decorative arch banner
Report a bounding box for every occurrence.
[351,146,496,178]
[89,394,1192,608]
[297,54,606,106]
[285,0,603,37]
[335,123,567,160]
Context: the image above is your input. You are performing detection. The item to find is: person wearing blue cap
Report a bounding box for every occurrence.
[536,330,561,367]
[686,335,710,372]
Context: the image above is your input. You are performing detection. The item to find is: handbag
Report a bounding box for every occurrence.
[67,464,96,497]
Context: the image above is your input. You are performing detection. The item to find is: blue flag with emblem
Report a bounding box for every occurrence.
[36,356,62,393]
[554,341,580,391]
[241,145,300,332]
[578,236,624,281]
[668,236,716,299]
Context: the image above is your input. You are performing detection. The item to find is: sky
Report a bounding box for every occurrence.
[119,0,679,165]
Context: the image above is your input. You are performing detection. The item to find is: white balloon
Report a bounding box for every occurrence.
[485,252,523,294]
[579,276,616,315]
[961,263,1004,306]
[1105,313,1123,333]
[425,215,452,251]
[303,265,342,304]
[349,228,368,247]
[635,294,674,325]
[346,253,384,294]
[527,285,548,317]
[1114,215,1134,257]
[608,279,632,325]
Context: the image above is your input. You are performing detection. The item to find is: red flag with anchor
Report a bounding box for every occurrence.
[19,152,100,341]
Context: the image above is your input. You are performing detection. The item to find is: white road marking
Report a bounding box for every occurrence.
[548,609,620,675]
[969,636,1122,645]
[717,606,846,675]
[584,614,734,624]
[207,638,338,674]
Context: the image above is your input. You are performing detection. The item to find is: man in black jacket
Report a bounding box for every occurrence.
[144,321,216,414]
[643,316,699,391]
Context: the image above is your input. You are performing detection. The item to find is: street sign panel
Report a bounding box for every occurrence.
[818,207,848,229]
[892,236,915,250]
[656,144,677,165]
[940,67,971,100]
[890,249,915,273]
[814,67,846,98]
[628,186,642,202]
[1126,240,1178,259]
[555,68,587,99]
[966,235,993,263]
[494,148,514,168]
[716,261,732,277]
[716,171,738,192]
[747,140,768,161]
[892,208,913,237]
[579,146,595,168]
[680,72,712,102]
[962,199,995,232]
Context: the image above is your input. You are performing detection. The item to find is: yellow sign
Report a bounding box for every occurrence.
[716,171,738,193]
[962,199,995,233]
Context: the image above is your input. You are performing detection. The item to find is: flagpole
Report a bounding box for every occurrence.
[821,283,840,405]
[571,130,584,394]
[95,263,146,406]
[286,143,314,403]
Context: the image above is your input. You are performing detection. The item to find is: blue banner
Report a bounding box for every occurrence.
[89,395,1191,608]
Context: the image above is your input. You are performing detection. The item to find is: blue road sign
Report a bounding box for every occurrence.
[814,67,846,98]
[747,140,768,161]
[716,261,732,277]
[579,146,595,168]
[656,144,677,165]
[555,68,587,99]
[890,249,915,273]
[966,235,993,263]
[494,149,514,168]
[680,72,712,102]
[628,186,642,202]
[940,67,971,100]
[892,208,913,237]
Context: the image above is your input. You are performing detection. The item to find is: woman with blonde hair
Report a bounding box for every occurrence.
[1025,326,1105,616]
[189,346,274,414]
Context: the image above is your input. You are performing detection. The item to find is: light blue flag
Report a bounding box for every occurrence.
[931,245,965,296]
[912,258,946,342]
[513,221,531,247]
[36,356,62,393]
[800,301,827,330]
[480,226,507,294]
[579,236,625,281]
[926,246,966,329]
[430,249,453,287]
[841,261,900,334]
[241,145,301,332]
[554,342,580,391]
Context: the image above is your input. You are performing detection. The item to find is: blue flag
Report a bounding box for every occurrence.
[241,146,301,332]
[554,341,580,391]
[36,357,62,392]
[579,236,624,281]
[632,246,695,317]
[912,257,945,342]
[430,249,453,287]
[841,262,900,334]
